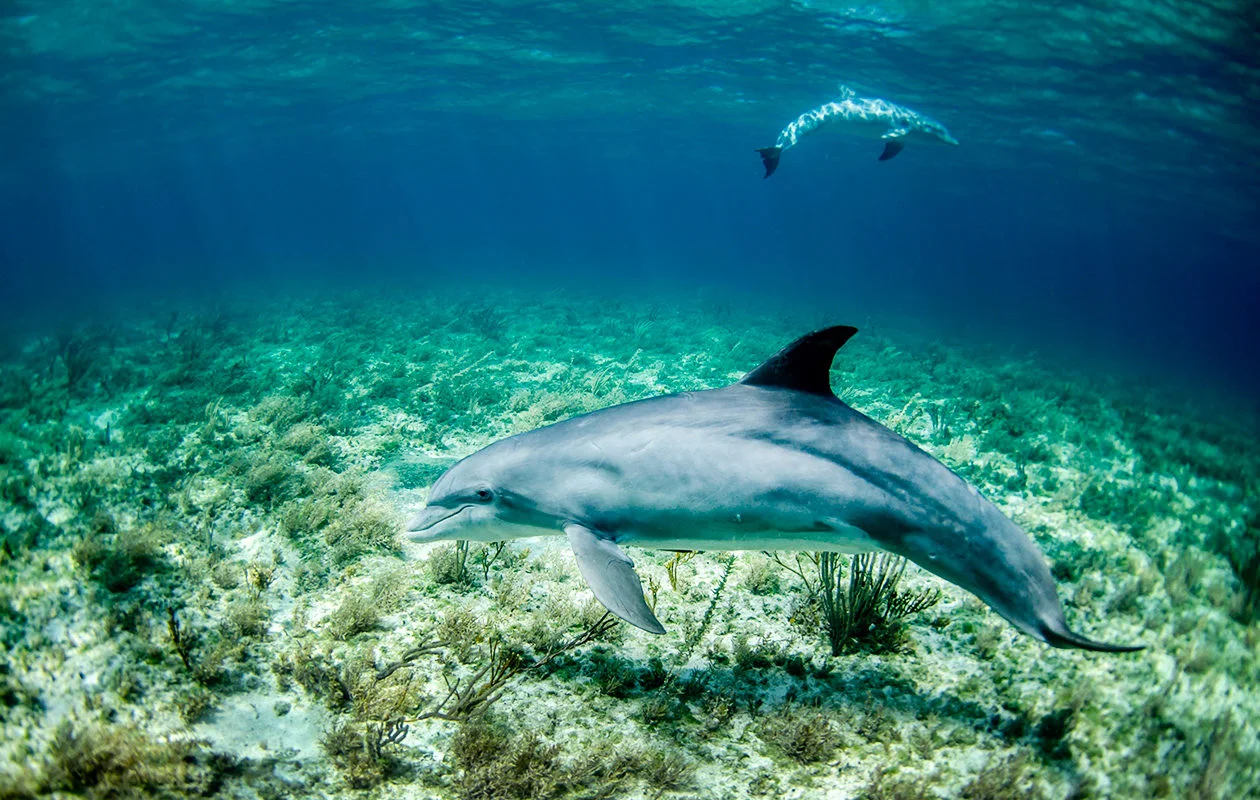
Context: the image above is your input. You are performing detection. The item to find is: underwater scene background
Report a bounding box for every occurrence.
[1,1,1258,798]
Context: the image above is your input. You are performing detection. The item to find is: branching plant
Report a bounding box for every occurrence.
[55,333,95,397]
[817,553,941,655]
[471,541,509,582]
[417,612,619,722]
[770,551,820,596]
[665,550,697,592]
[166,607,195,671]
[314,608,622,782]
[429,540,473,586]
[678,554,734,663]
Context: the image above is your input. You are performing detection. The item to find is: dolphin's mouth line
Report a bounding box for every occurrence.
[407,504,468,533]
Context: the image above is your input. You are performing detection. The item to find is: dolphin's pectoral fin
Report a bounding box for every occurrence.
[739,325,858,397]
[565,523,666,635]
[878,140,905,161]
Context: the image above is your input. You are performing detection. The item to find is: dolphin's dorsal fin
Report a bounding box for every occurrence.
[740,326,858,397]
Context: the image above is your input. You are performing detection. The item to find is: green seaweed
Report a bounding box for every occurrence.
[959,754,1045,800]
[0,290,1255,799]
[321,717,408,789]
[859,768,937,800]
[10,718,226,799]
[72,525,167,593]
[817,553,942,655]
[760,707,839,764]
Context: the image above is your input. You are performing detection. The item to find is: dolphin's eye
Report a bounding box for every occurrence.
[474,488,494,502]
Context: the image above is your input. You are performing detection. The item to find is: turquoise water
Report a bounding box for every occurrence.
[2,1,1258,385]
[1,2,1258,798]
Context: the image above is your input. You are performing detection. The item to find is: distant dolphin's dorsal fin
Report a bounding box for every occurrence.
[565,523,665,634]
[740,326,858,397]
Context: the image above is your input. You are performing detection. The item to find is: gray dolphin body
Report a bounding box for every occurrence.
[405,327,1140,653]
[756,85,958,177]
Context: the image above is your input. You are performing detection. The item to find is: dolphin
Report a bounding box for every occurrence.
[405,327,1141,653]
[755,85,959,177]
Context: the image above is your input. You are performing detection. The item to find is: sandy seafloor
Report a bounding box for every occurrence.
[0,287,1256,799]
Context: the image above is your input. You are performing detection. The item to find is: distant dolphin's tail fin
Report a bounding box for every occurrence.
[755,146,782,178]
[879,140,905,161]
[1039,621,1145,653]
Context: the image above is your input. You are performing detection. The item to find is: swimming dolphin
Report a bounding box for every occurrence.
[756,85,958,177]
[405,327,1141,653]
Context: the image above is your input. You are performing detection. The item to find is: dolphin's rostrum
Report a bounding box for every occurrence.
[406,328,1142,653]
[756,85,958,177]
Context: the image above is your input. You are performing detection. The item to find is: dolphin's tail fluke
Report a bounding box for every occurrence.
[1039,622,1145,653]
[755,146,782,178]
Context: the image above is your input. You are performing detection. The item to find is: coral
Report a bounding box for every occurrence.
[425,621,605,722]
[437,607,483,663]
[584,648,641,698]
[174,685,217,725]
[249,394,311,431]
[1185,711,1243,800]
[449,716,688,799]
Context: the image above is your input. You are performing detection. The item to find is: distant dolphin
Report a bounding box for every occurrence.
[756,85,958,177]
[405,327,1141,653]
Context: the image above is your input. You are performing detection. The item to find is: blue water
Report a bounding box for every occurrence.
[1,1,1257,390]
